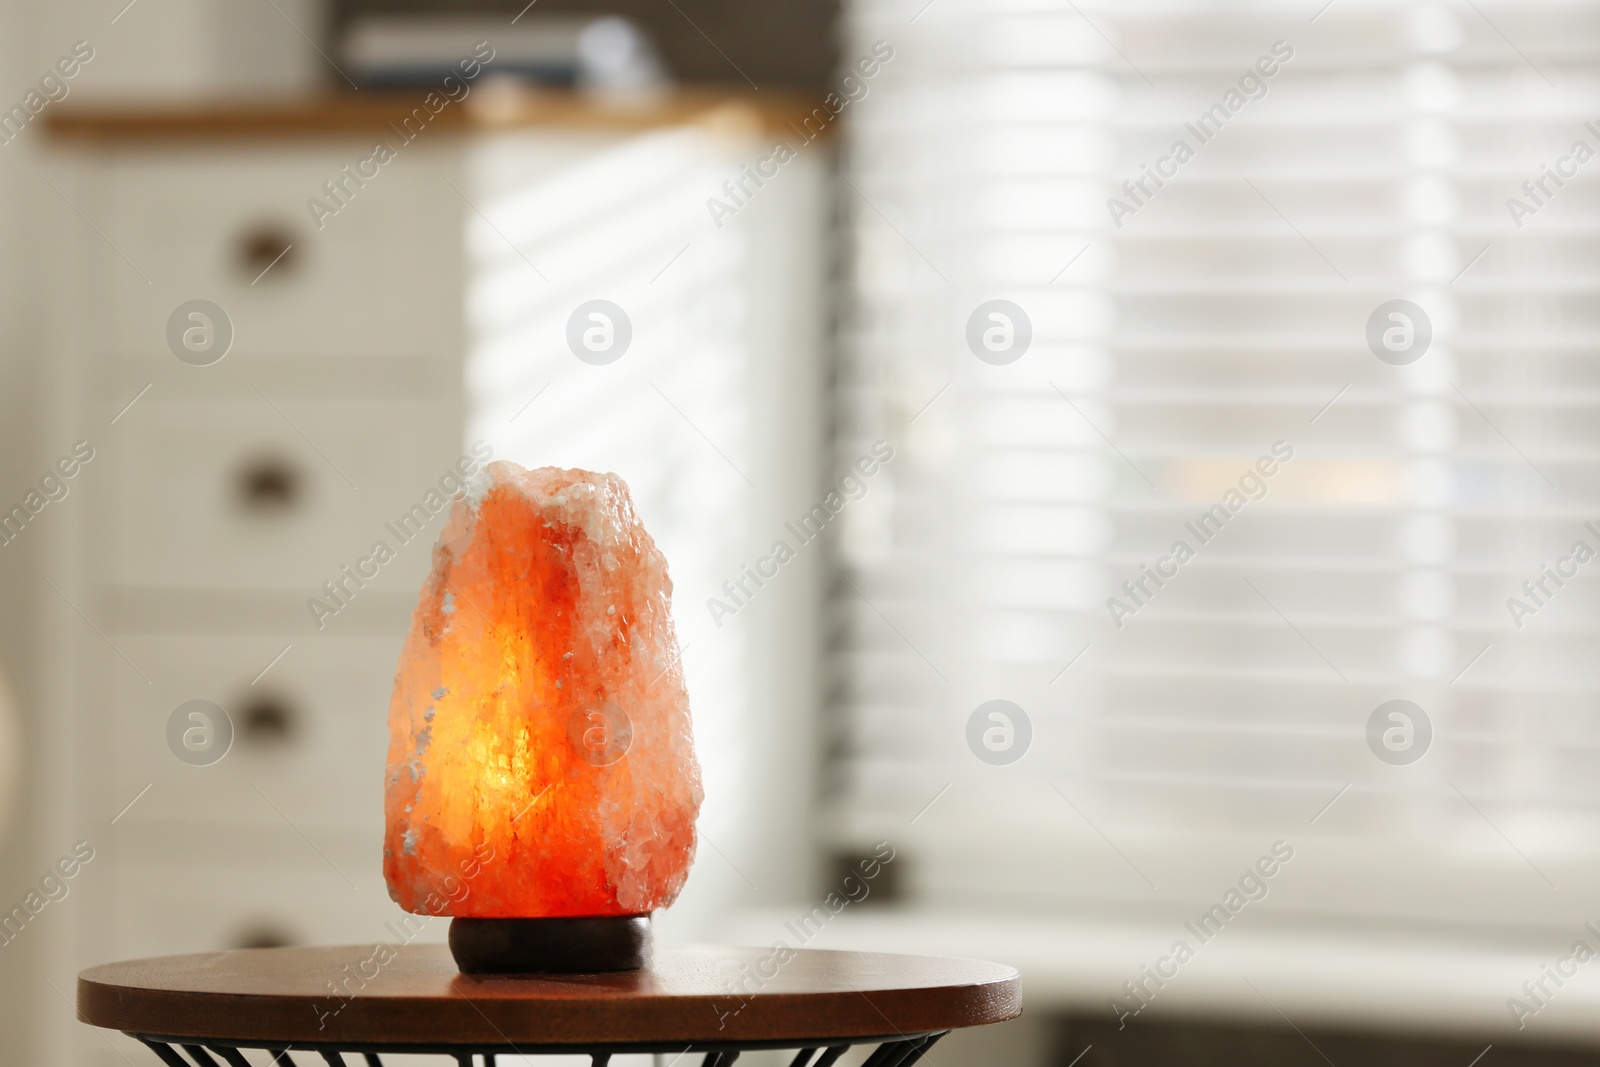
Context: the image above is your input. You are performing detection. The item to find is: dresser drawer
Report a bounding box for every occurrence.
[113,855,415,961]
[98,146,462,359]
[105,397,464,591]
[108,632,397,830]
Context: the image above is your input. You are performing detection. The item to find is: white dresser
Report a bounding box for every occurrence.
[39,91,828,1066]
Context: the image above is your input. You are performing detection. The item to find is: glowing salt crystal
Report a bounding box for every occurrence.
[384,461,701,917]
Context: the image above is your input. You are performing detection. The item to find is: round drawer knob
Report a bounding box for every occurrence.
[230,922,296,950]
[235,456,302,514]
[238,695,296,746]
[236,224,298,282]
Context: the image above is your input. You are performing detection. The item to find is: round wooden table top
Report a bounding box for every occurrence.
[78,944,1022,1049]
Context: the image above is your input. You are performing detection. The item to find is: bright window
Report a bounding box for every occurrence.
[834,0,1600,924]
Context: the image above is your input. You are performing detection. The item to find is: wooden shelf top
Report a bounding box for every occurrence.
[77,943,1022,1047]
[45,87,826,142]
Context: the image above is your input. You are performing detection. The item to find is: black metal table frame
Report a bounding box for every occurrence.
[133,1030,950,1067]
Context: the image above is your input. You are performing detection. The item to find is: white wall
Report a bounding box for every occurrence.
[33,0,322,101]
[0,1,58,1060]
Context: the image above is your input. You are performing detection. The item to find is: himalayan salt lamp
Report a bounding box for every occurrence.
[384,461,702,973]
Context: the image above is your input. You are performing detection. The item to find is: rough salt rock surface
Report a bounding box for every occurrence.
[384,461,701,918]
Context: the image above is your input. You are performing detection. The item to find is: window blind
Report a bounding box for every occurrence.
[832,0,1600,924]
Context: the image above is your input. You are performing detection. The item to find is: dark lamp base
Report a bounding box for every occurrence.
[448,915,652,974]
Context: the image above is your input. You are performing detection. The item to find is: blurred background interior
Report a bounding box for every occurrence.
[3,0,1600,1063]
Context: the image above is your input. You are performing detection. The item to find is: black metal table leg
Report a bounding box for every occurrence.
[213,1047,252,1067]
[182,1045,225,1067]
[126,1031,942,1067]
[140,1041,191,1067]
[899,1032,947,1066]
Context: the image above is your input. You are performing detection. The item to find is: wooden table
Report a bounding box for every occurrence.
[79,943,1022,1066]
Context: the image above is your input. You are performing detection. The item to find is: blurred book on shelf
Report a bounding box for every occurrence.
[340,14,671,91]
